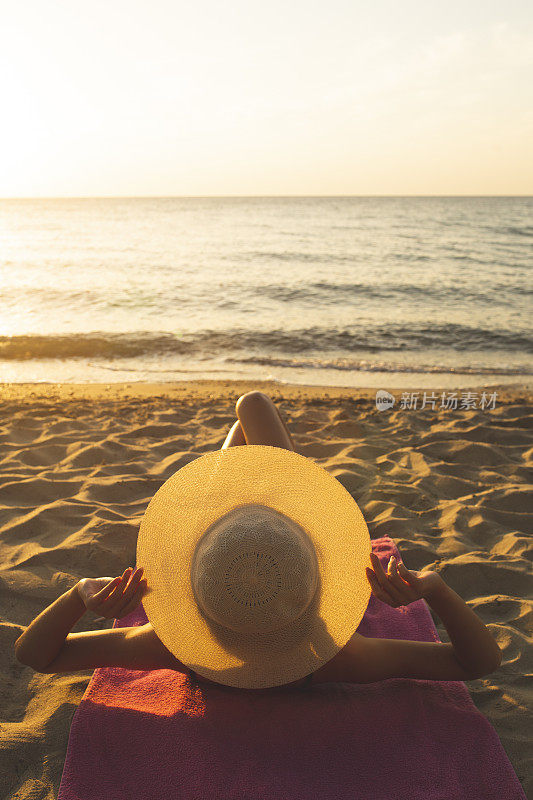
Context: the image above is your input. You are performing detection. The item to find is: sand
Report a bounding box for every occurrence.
[0,379,531,799]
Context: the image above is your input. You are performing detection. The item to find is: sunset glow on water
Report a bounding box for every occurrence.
[0,196,531,388]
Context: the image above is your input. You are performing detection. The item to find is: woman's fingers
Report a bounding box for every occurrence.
[366,551,427,607]
[369,553,405,605]
[95,567,134,615]
[101,568,144,617]
[369,553,390,589]
[366,564,400,607]
[396,561,423,598]
[89,577,121,604]
[116,581,147,619]
[365,568,388,604]
[383,558,409,604]
[110,568,145,616]
[108,567,132,600]
[387,557,419,602]
[120,567,144,603]
[94,572,129,616]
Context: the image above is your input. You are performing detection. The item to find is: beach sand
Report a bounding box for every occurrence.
[0,380,531,799]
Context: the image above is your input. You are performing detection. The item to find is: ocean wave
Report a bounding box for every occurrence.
[497,225,533,238]
[0,333,193,360]
[257,280,529,305]
[3,279,527,315]
[1,323,531,362]
[227,355,531,376]
[240,251,362,264]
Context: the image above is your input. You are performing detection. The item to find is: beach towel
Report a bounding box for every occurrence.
[57,535,526,800]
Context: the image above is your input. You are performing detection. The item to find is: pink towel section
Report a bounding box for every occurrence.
[58,536,526,800]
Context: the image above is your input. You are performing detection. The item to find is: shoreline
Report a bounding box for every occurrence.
[1,379,531,406]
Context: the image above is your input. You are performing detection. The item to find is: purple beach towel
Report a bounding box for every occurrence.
[57,535,525,800]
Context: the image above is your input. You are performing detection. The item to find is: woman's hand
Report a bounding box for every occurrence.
[76,567,147,619]
[366,552,443,608]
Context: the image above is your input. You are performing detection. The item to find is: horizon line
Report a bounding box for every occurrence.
[1,193,532,200]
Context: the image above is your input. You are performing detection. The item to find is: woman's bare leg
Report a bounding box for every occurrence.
[221,419,247,449]
[233,391,295,451]
[220,392,295,451]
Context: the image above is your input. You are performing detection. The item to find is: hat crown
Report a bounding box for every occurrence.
[191,504,318,634]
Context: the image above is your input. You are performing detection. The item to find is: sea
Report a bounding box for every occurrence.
[0,196,531,389]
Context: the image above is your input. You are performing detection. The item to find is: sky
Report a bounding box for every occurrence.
[0,0,532,197]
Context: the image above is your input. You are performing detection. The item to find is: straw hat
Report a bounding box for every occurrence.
[137,445,372,689]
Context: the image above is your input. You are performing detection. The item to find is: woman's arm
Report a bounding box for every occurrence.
[422,576,502,677]
[15,583,89,671]
[318,552,502,685]
[34,622,186,673]
[14,567,147,672]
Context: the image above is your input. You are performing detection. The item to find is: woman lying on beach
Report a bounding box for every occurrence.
[14,391,502,687]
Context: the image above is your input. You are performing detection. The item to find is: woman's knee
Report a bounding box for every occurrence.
[235,391,273,418]
[234,390,294,450]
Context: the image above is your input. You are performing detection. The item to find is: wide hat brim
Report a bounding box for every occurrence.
[137,445,372,689]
